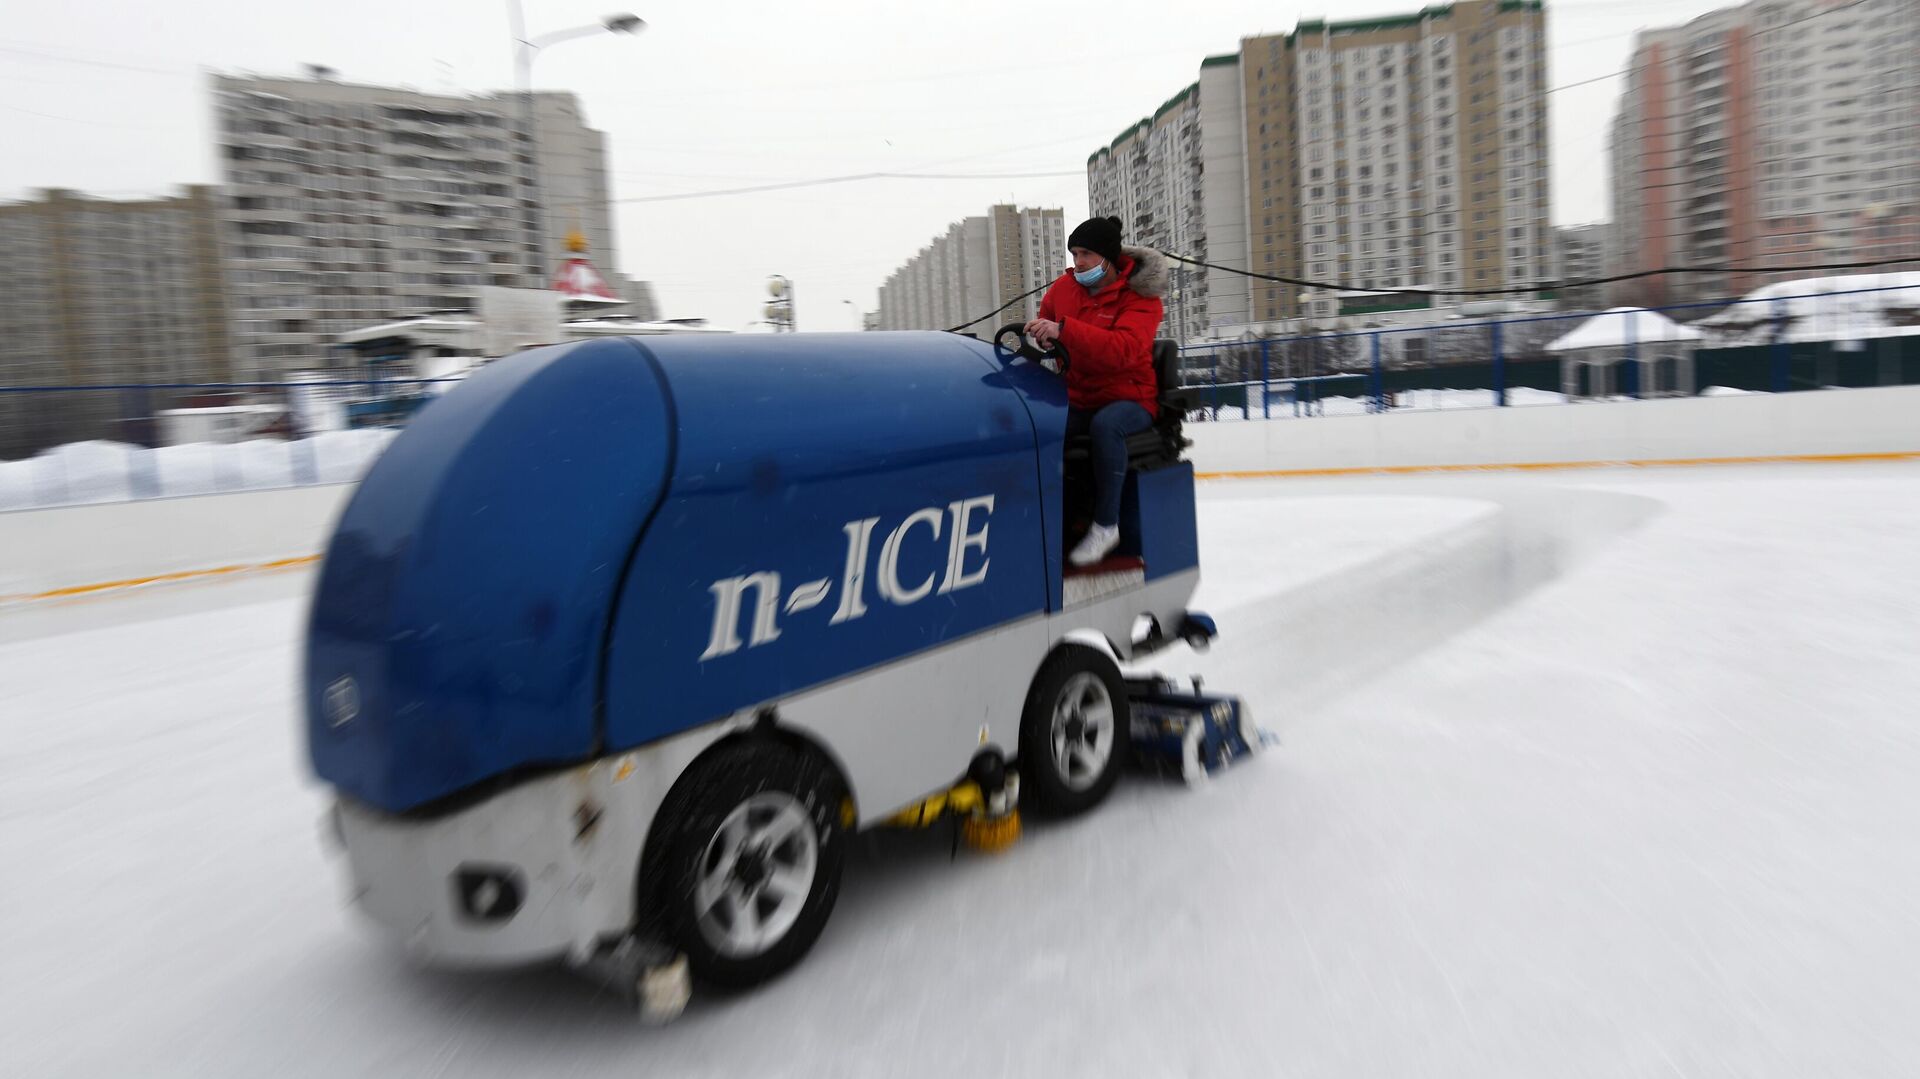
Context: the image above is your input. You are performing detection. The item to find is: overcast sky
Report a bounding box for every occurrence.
[2,0,1738,332]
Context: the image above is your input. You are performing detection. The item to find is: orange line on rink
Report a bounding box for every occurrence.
[1194,450,1920,481]
[2,554,321,606]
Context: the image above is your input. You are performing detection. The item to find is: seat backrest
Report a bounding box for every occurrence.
[1151,340,1178,408]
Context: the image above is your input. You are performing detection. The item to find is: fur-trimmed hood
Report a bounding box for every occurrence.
[1122,244,1169,299]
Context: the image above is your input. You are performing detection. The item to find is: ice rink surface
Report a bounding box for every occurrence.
[5,462,1919,1078]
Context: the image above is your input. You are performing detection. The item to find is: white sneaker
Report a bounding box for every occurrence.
[1069,522,1121,567]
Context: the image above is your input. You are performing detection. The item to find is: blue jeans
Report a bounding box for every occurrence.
[1067,402,1153,527]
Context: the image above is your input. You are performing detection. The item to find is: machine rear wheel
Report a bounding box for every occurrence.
[1020,645,1129,815]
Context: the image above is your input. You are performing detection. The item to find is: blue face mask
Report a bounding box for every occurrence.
[1074,263,1107,289]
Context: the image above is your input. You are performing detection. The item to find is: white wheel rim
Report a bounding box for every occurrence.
[1050,671,1115,792]
[693,792,818,958]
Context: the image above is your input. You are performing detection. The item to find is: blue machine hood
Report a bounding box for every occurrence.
[306,331,1069,814]
[306,338,674,813]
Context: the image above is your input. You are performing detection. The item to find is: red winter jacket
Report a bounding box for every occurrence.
[1036,246,1168,418]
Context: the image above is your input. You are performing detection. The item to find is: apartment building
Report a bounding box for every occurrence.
[214,71,647,378]
[875,206,1066,332]
[1259,0,1551,322]
[0,186,232,457]
[1608,0,1920,307]
[1554,222,1612,309]
[1087,68,1249,344]
[1089,0,1551,337]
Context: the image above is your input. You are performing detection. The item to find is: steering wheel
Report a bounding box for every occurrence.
[992,321,1070,373]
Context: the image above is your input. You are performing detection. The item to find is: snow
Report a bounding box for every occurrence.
[7,441,144,505]
[5,464,1920,1076]
[0,429,395,511]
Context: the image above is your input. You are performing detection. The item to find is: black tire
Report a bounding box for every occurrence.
[1019,644,1130,816]
[654,740,847,990]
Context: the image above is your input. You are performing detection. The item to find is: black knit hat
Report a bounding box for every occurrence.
[1067,215,1125,266]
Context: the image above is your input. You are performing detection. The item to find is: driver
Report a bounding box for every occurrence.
[1025,215,1168,566]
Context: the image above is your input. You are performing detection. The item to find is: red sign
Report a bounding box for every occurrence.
[552,257,618,302]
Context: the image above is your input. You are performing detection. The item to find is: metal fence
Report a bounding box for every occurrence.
[1173,282,1920,421]
[0,376,460,462]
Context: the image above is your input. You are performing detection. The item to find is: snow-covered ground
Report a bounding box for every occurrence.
[5,463,1920,1077]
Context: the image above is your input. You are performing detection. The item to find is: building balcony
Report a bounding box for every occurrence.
[1689,166,1731,189]
[1682,125,1726,153]
[1688,138,1730,160]
[1688,74,1729,96]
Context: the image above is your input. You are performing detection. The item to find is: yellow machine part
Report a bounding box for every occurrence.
[882,780,1020,852]
[960,810,1022,852]
[884,781,985,828]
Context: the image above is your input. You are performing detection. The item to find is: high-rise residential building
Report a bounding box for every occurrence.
[991,205,1070,323]
[214,71,644,377]
[875,206,1065,332]
[1554,222,1612,309]
[1089,0,1551,337]
[0,186,233,458]
[1608,0,1920,308]
[1087,68,1248,344]
[1253,0,1551,322]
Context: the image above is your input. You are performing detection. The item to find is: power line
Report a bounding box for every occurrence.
[0,42,193,77]
[597,170,1085,206]
[596,128,1124,191]
[1166,250,1920,298]
[0,101,195,131]
[945,284,1053,334]
[941,251,1920,335]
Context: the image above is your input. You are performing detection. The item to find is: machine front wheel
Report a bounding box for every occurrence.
[1019,645,1130,815]
[657,741,847,989]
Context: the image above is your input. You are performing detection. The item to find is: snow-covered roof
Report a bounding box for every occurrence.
[338,315,730,347]
[1702,272,1920,320]
[335,317,478,345]
[157,405,283,418]
[1696,272,1920,344]
[562,318,733,336]
[1546,308,1701,353]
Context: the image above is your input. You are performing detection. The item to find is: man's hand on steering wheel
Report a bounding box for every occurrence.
[993,321,1067,370]
[1024,317,1061,348]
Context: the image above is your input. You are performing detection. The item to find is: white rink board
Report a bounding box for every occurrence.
[1187,384,1920,474]
[5,386,1919,600]
[0,483,351,600]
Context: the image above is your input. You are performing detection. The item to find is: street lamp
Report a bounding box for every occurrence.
[765,275,796,332]
[509,5,645,284]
